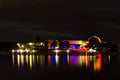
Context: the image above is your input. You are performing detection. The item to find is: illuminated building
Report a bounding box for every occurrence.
[11,36,118,53]
[48,40,88,50]
[12,41,48,53]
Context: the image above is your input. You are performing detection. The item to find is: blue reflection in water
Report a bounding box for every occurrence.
[51,55,56,64]
[62,56,67,63]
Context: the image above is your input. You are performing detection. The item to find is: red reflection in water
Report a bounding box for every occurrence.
[85,52,89,69]
[69,51,102,72]
[97,52,102,71]
[94,52,102,72]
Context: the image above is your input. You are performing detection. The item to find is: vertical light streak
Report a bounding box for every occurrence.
[48,55,51,66]
[12,54,15,66]
[21,54,24,66]
[108,55,111,62]
[79,55,85,67]
[29,55,33,71]
[17,54,20,69]
[94,52,102,72]
[26,54,29,66]
[85,52,89,69]
[37,55,39,63]
[55,54,59,66]
[67,53,69,64]
[33,54,35,65]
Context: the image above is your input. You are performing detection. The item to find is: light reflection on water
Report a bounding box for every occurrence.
[12,52,111,72]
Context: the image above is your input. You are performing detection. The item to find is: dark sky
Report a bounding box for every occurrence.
[0,0,120,43]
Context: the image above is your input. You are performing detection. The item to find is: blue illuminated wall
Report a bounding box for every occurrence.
[70,44,80,49]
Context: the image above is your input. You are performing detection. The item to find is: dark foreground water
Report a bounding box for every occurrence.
[0,51,120,80]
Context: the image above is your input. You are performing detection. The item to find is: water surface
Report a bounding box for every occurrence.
[0,51,120,80]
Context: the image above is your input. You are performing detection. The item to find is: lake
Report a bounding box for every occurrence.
[0,51,120,80]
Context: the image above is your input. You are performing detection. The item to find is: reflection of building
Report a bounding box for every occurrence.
[12,51,105,72]
[12,54,45,71]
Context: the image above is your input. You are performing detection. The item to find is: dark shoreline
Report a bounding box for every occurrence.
[0,50,120,56]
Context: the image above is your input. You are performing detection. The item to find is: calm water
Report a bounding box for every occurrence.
[0,51,120,80]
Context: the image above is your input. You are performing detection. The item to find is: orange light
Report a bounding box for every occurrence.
[88,36,102,43]
[85,52,89,69]
[97,52,102,71]
[94,52,102,72]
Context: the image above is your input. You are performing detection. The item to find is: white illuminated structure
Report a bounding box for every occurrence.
[88,48,97,53]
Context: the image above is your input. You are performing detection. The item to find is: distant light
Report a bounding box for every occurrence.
[17,43,20,47]
[12,49,15,53]
[88,48,97,53]
[55,50,59,53]
[82,42,87,47]
[17,49,20,53]
[40,42,44,45]
[19,49,24,53]
[66,50,69,53]
[25,49,29,53]
[29,43,33,46]
[21,45,24,48]
[79,41,82,44]
[55,46,59,49]
[32,50,36,53]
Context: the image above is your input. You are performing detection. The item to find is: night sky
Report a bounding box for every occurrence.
[0,0,120,43]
